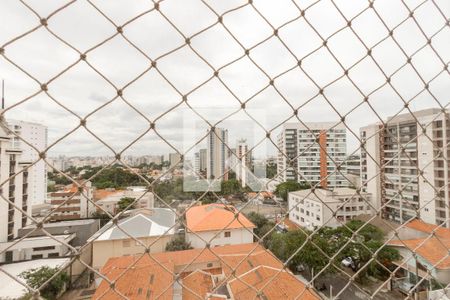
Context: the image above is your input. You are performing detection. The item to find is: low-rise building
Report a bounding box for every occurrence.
[185,204,255,248]
[388,219,450,292]
[0,234,75,263]
[95,187,154,215]
[18,219,100,247]
[92,243,320,300]
[0,258,69,299]
[288,188,374,230]
[48,181,94,221]
[89,208,176,270]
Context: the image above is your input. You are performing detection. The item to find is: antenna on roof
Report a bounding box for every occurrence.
[1,79,4,109]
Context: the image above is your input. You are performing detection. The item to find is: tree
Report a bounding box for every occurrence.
[116,197,136,212]
[266,162,277,179]
[165,236,193,251]
[245,212,275,246]
[220,179,241,195]
[269,229,330,273]
[82,166,148,189]
[20,266,69,300]
[274,181,310,201]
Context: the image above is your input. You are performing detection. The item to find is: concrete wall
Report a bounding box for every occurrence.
[186,228,254,249]
[92,235,172,270]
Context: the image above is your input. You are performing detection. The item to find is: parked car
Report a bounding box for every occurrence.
[341,257,353,267]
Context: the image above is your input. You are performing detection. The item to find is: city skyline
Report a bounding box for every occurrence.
[1,1,447,158]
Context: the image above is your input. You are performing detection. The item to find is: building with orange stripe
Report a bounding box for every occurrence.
[277,122,347,189]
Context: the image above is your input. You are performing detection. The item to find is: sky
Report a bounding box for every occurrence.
[0,0,449,160]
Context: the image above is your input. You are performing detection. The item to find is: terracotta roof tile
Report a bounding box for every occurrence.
[94,189,120,201]
[388,237,450,269]
[405,219,450,238]
[182,270,214,300]
[228,266,319,300]
[220,250,283,277]
[186,204,255,232]
[92,255,174,300]
[92,243,320,300]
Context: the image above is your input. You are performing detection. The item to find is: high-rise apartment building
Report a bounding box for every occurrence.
[193,149,207,178]
[277,122,347,189]
[199,148,207,172]
[7,120,47,205]
[361,108,449,226]
[169,153,181,169]
[207,128,228,180]
[0,119,31,250]
[230,139,252,187]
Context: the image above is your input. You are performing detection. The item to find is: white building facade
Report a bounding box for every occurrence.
[186,228,254,249]
[361,109,449,226]
[277,122,347,189]
[0,119,31,263]
[8,120,47,205]
[288,188,373,230]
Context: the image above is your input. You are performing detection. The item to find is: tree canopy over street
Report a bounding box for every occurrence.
[267,220,400,283]
[274,181,310,201]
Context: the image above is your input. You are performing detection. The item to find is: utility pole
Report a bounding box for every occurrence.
[1,79,4,109]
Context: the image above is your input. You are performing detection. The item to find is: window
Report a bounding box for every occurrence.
[224,231,231,238]
[207,263,213,268]
[33,246,55,251]
[123,240,131,247]
[48,252,59,258]
[31,254,43,259]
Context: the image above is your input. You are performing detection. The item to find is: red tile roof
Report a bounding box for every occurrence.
[388,219,450,269]
[94,189,120,201]
[182,270,214,300]
[405,219,450,238]
[92,243,320,300]
[186,204,255,232]
[92,255,174,300]
[228,266,319,300]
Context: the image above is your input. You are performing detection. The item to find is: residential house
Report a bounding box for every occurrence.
[89,208,176,270]
[185,204,255,248]
[388,219,450,291]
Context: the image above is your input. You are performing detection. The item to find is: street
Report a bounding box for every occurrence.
[297,269,406,300]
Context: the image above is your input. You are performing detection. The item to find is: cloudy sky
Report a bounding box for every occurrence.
[0,0,449,159]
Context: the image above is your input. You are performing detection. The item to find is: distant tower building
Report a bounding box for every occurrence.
[199,149,207,172]
[0,116,31,251]
[7,120,47,205]
[233,139,252,187]
[207,128,228,180]
[169,153,181,169]
[194,152,200,177]
[277,122,347,189]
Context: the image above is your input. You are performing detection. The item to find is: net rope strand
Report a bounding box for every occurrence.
[0,0,449,299]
